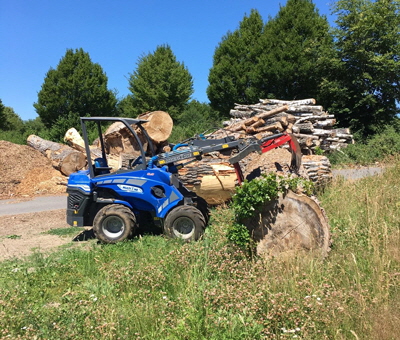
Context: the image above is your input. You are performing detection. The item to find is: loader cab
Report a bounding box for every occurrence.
[80,117,155,179]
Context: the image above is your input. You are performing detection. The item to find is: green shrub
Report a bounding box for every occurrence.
[328,125,400,166]
[229,173,314,247]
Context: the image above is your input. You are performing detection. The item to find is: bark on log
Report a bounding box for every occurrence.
[287,105,323,114]
[227,106,288,132]
[242,190,331,258]
[27,134,87,176]
[260,98,316,106]
[295,121,314,134]
[246,123,283,135]
[302,155,333,185]
[104,121,149,156]
[313,119,336,128]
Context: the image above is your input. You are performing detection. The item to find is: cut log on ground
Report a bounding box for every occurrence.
[242,190,331,258]
[103,111,173,156]
[27,134,87,176]
[138,110,173,144]
[104,121,149,156]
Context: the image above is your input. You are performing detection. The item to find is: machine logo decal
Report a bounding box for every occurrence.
[117,184,143,194]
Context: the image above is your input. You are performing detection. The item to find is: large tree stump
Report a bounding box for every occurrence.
[242,190,331,257]
[27,135,86,176]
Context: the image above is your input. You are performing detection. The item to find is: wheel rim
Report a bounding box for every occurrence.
[102,216,125,239]
[172,216,195,240]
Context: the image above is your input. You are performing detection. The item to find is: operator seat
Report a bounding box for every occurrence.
[93,158,111,176]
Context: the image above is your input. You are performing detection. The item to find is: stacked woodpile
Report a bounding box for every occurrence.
[221,98,354,154]
[302,155,333,186]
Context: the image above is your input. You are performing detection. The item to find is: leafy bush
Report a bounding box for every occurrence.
[228,173,314,247]
[169,101,222,143]
[328,125,400,166]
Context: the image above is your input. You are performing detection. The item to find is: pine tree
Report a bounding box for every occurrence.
[34,48,117,141]
[128,45,193,120]
[207,10,265,116]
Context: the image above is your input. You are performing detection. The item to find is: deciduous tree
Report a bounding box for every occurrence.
[320,0,400,137]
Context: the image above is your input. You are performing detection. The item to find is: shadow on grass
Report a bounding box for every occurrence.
[72,229,96,242]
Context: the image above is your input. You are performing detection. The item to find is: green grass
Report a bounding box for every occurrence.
[1,163,399,339]
[44,227,83,237]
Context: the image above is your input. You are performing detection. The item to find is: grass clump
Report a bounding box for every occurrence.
[45,227,82,237]
[0,162,399,339]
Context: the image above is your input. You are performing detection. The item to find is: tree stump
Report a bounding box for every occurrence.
[242,190,331,257]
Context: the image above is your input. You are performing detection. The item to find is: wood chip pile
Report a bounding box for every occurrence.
[222,98,354,154]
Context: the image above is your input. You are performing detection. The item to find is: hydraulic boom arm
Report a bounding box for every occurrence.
[149,132,302,184]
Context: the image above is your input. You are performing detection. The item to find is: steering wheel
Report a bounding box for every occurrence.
[129,156,143,168]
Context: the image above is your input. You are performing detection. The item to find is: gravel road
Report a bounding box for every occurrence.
[331,166,384,181]
[0,195,67,216]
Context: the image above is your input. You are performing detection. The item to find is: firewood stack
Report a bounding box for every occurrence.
[221,98,354,154]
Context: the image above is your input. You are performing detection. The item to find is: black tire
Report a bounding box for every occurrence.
[93,204,136,244]
[195,196,210,225]
[164,205,206,242]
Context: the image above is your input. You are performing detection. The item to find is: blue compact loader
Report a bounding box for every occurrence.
[66,117,301,243]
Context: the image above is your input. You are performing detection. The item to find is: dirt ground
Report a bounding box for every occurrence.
[0,209,85,261]
[0,140,67,199]
[0,141,83,261]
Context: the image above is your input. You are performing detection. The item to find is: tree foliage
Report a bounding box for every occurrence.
[128,45,193,120]
[207,5,332,117]
[207,10,265,116]
[0,100,5,130]
[320,0,400,137]
[260,0,333,101]
[34,48,117,142]
[0,105,31,144]
[169,100,221,142]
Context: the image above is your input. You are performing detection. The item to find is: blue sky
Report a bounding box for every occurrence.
[0,0,335,121]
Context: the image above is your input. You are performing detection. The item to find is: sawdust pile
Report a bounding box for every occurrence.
[0,141,67,199]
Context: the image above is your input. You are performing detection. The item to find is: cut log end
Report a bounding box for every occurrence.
[242,191,331,258]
